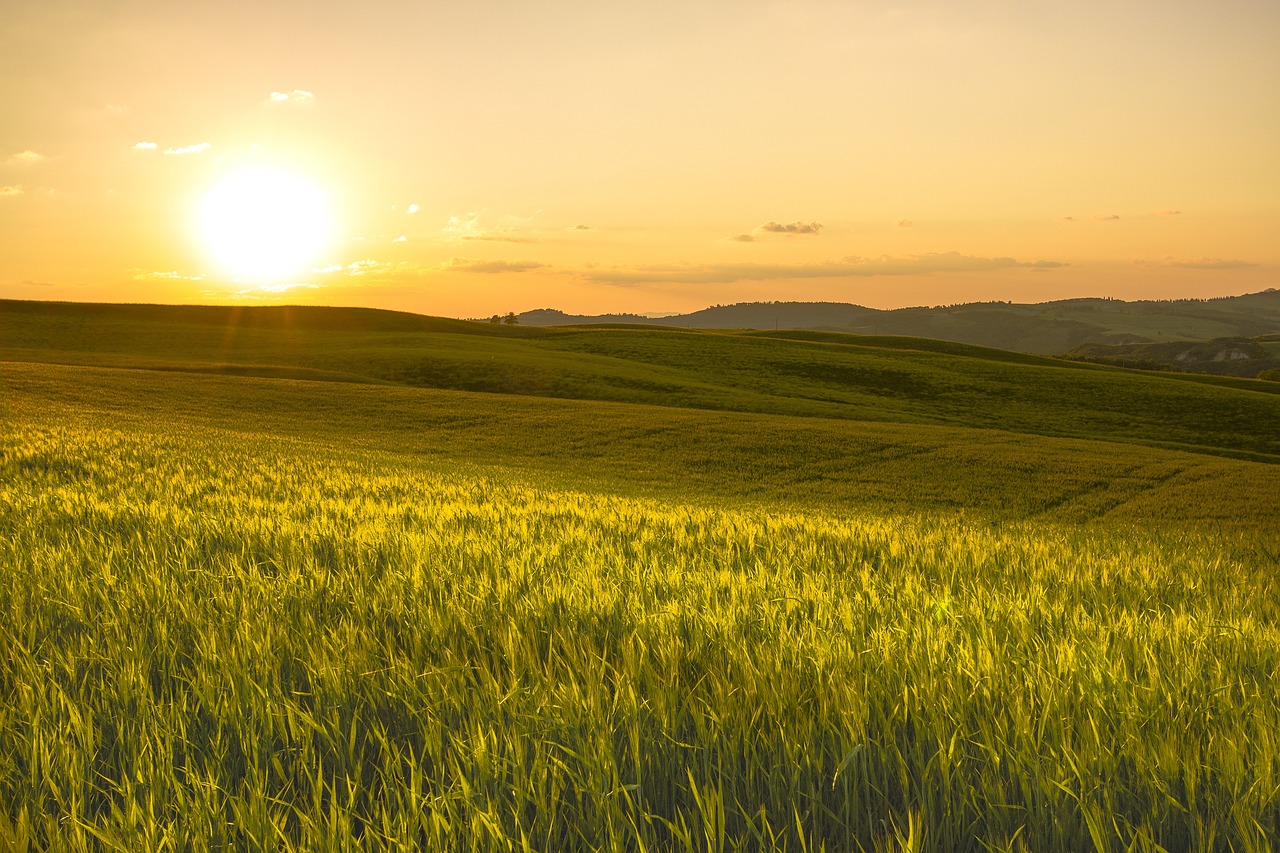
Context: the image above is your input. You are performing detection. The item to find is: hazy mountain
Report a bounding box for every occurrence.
[519,290,1280,355]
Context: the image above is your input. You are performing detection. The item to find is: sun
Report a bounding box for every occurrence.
[195,167,333,281]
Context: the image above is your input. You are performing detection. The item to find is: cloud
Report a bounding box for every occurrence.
[0,185,23,197]
[1171,258,1257,269]
[311,259,445,280]
[392,235,407,243]
[1093,214,1120,221]
[442,210,547,244]
[164,142,211,155]
[898,219,913,228]
[1138,257,1259,270]
[314,259,433,279]
[6,150,43,165]
[570,224,593,231]
[1133,256,1259,270]
[19,279,54,287]
[1061,216,1075,221]
[406,203,420,215]
[344,259,394,276]
[269,89,315,104]
[734,220,822,240]
[133,141,158,151]
[444,212,537,242]
[759,220,823,235]
[462,233,537,243]
[1154,209,1181,216]
[131,270,205,281]
[581,252,1067,286]
[441,210,548,244]
[444,258,546,274]
[443,212,483,236]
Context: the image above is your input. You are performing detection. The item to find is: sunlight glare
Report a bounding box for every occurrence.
[196,167,333,281]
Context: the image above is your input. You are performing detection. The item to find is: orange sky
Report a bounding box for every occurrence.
[2,0,1277,316]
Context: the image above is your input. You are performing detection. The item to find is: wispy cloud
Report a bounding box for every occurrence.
[1153,209,1181,216]
[898,219,913,228]
[759,220,823,235]
[582,252,1066,286]
[164,142,212,155]
[131,270,205,281]
[733,220,823,241]
[343,259,395,276]
[462,233,537,243]
[406,203,420,215]
[444,258,546,274]
[1136,256,1259,270]
[269,89,315,104]
[0,185,23,197]
[1093,214,1120,221]
[444,210,541,243]
[569,224,593,231]
[310,259,427,279]
[133,141,158,151]
[6,150,43,165]
[392,235,408,243]
[443,212,483,237]
[1173,258,1257,269]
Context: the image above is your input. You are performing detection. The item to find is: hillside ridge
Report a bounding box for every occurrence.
[519,289,1280,356]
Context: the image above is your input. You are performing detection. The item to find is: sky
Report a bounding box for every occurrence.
[2,0,1277,317]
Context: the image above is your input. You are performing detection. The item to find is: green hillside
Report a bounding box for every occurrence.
[8,360,1280,532]
[1067,335,1280,377]
[4,300,1280,849]
[4,299,1280,463]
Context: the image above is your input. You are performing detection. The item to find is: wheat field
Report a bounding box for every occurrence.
[2,388,1277,850]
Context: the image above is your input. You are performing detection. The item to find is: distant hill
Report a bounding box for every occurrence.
[521,302,880,331]
[519,290,1280,355]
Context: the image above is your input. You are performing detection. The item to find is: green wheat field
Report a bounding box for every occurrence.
[2,301,1279,851]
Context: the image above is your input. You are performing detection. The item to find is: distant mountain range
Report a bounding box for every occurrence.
[519,289,1280,355]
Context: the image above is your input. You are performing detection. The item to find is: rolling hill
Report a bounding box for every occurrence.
[519,288,1280,355]
[3,298,1279,466]
[1066,335,1280,377]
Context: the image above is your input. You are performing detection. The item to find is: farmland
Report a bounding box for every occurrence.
[1,302,1279,850]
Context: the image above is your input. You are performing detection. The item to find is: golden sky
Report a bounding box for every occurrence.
[2,0,1277,316]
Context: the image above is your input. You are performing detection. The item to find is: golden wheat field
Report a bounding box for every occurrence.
[2,364,1278,851]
